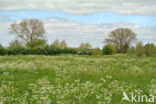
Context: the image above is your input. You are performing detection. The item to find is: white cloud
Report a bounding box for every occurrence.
[102,23,156,44]
[0,21,15,46]
[43,18,156,47]
[43,18,110,47]
[0,18,155,48]
[0,0,156,15]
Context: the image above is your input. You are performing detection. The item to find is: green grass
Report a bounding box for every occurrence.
[0,55,156,104]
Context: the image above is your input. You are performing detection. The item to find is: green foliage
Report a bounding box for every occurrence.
[0,44,6,55]
[51,39,60,48]
[90,48,101,55]
[0,44,81,56]
[60,40,68,48]
[136,42,144,56]
[77,49,92,55]
[105,28,136,53]
[51,40,68,49]
[144,43,155,56]
[77,42,92,55]
[8,40,23,49]
[0,39,155,57]
[7,47,26,55]
[79,42,92,50]
[102,44,114,55]
[26,39,48,48]
[128,47,136,55]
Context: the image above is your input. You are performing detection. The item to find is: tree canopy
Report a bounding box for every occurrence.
[9,19,46,43]
[105,28,136,53]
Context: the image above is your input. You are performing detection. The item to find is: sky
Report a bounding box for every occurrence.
[0,0,156,48]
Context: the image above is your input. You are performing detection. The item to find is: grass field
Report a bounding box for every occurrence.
[0,55,156,104]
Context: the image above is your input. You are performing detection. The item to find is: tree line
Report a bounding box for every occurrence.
[0,19,155,56]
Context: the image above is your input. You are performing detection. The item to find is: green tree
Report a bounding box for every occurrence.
[0,44,6,55]
[136,42,144,56]
[105,28,136,53]
[102,44,114,55]
[26,39,48,48]
[144,43,155,56]
[8,40,23,49]
[79,42,92,50]
[128,46,135,55]
[90,48,101,55]
[60,40,68,48]
[51,40,60,48]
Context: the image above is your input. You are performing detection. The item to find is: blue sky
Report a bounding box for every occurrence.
[0,0,156,48]
[1,10,156,27]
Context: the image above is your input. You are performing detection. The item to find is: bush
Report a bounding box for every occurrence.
[26,39,48,48]
[128,47,135,55]
[102,44,114,55]
[136,42,144,56]
[78,43,92,50]
[9,47,26,55]
[51,40,68,49]
[144,43,155,56]
[0,40,95,55]
[0,44,6,55]
[77,49,92,55]
[8,40,23,49]
[90,48,101,55]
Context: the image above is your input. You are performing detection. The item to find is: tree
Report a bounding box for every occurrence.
[102,44,114,55]
[91,47,101,55]
[144,43,155,56]
[136,42,144,56]
[26,39,48,48]
[8,40,23,49]
[51,40,68,49]
[127,46,135,55]
[9,19,46,43]
[0,44,6,55]
[51,40,60,48]
[79,42,92,50]
[60,40,68,48]
[104,28,136,53]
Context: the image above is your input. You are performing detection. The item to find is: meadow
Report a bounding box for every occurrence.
[0,55,156,104]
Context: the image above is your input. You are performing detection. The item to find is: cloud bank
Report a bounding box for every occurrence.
[0,18,155,48]
[0,18,156,48]
[44,18,156,47]
[0,0,156,15]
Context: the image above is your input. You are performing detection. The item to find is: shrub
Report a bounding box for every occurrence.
[78,43,92,50]
[77,49,92,55]
[51,40,68,49]
[102,44,114,55]
[90,48,101,55]
[10,47,26,55]
[51,40,60,48]
[136,42,144,56]
[8,40,23,49]
[144,43,155,56]
[0,44,6,55]
[60,40,68,48]
[128,47,135,55]
[26,39,48,48]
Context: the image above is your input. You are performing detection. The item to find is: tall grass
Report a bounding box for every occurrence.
[0,55,156,104]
